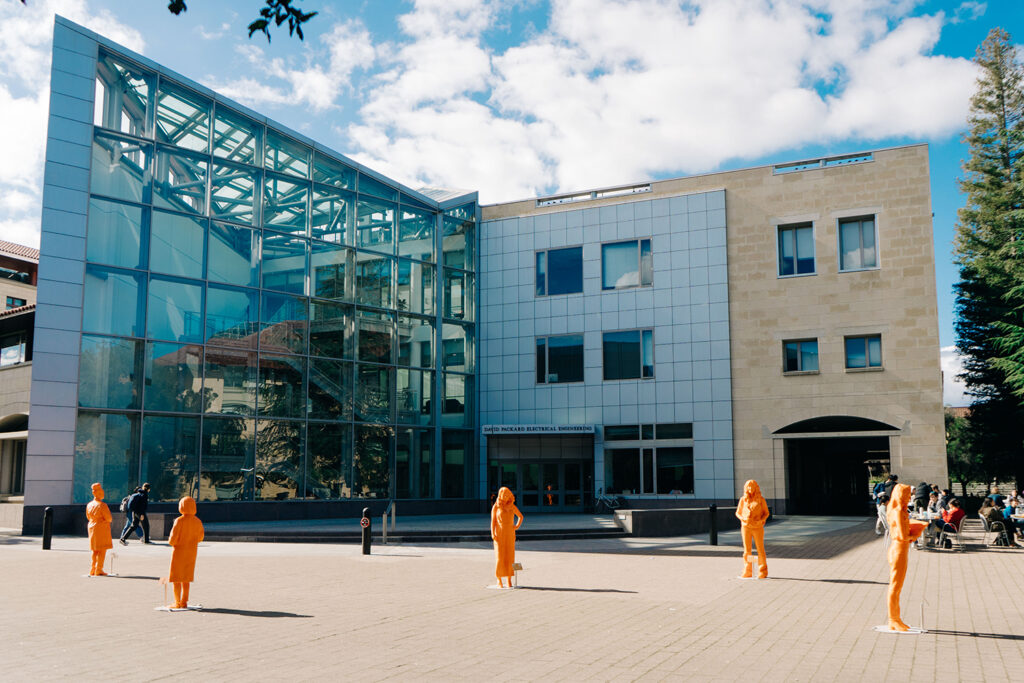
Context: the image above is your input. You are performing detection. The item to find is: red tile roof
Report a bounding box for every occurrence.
[0,303,35,319]
[0,240,40,263]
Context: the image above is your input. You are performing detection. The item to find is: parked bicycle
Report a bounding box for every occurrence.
[595,488,622,514]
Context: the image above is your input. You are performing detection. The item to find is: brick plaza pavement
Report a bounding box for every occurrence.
[2,516,1023,681]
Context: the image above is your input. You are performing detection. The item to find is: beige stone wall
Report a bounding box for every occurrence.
[0,362,32,417]
[0,279,36,309]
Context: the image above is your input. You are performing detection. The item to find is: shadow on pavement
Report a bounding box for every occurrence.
[770,576,886,585]
[930,629,1024,641]
[198,608,313,618]
[518,586,638,594]
[113,575,161,581]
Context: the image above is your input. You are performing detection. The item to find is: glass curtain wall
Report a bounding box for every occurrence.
[75,47,476,504]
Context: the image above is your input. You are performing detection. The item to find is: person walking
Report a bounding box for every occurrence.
[119,482,151,545]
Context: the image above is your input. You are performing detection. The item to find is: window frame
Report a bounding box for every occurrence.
[601,238,653,291]
[776,221,816,278]
[602,328,654,380]
[782,338,819,375]
[535,245,584,297]
[837,214,880,273]
[844,334,883,371]
[536,333,585,384]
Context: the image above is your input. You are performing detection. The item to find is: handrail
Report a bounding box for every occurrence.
[382,499,396,543]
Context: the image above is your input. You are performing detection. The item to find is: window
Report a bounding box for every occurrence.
[536,335,584,383]
[838,216,877,271]
[6,297,26,310]
[602,239,652,289]
[603,329,654,380]
[0,333,26,367]
[845,335,882,369]
[605,447,694,495]
[783,339,818,373]
[536,247,583,296]
[777,222,814,276]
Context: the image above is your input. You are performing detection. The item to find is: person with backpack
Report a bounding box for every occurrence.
[119,482,151,545]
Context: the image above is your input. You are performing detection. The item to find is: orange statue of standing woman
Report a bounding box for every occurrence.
[166,496,204,609]
[491,487,524,588]
[884,483,928,631]
[735,479,770,579]
[85,482,113,576]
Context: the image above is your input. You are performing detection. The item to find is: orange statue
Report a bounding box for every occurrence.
[884,483,928,631]
[166,496,204,609]
[491,487,524,588]
[86,482,113,576]
[735,479,770,579]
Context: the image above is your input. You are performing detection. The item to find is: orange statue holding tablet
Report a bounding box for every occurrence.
[166,496,204,609]
[491,487,524,588]
[885,483,928,631]
[735,479,770,579]
[85,482,113,576]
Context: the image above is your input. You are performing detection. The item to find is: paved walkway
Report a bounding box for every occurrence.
[3,516,1022,681]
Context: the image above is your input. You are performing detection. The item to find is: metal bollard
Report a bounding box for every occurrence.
[361,507,371,555]
[42,507,53,550]
[709,503,718,546]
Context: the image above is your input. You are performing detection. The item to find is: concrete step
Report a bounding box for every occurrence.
[204,528,629,544]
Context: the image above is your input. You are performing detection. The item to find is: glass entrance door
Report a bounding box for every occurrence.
[489,461,585,512]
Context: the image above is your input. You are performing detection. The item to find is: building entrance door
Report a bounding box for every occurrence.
[491,461,585,512]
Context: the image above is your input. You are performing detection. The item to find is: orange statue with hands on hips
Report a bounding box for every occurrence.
[491,487,524,588]
[85,482,113,576]
[885,483,928,631]
[735,479,770,579]
[166,496,204,609]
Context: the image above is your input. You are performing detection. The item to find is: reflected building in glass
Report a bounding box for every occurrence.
[27,18,477,522]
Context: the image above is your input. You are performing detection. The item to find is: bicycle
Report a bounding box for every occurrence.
[595,488,622,514]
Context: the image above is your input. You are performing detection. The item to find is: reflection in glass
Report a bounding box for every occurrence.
[313,153,355,190]
[144,341,204,413]
[265,130,310,178]
[358,173,398,201]
[150,210,205,279]
[656,447,694,494]
[199,416,255,501]
[213,108,261,165]
[442,323,472,372]
[441,430,471,498]
[86,198,145,269]
[399,207,433,260]
[603,329,655,380]
[605,448,640,495]
[156,81,210,153]
[307,422,352,499]
[441,373,472,428]
[206,284,258,348]
[73,411,140,504]
[356,197,395,251]
[356,253,392,308]
[83,265,145,338]
[264,175,309,232]
[397,315,433,368]
[261,231,307,294]
[203,347,257,416]
[355,364,391,423]
[154,148,207,214]
[443,268,472,320]
[147,276,203,343]
[357,309,393,364]
[442,216,473,270]
[78,335,142,409]
[397,259,433,315]
[308,357,352,420]
[396,368,432,426]
[258,354,306,418]
[211,163,256,225]
[309,299,352,359]
[256,419,303,499]
[141,415,199,501]
[311,189,351,244]
[260,291,307,354]
[396,427,432,498]
[208,222,259,287]
[354,424,392,498]
[94,51,150,137]
[311,241,350,300]
[92,132,150,203]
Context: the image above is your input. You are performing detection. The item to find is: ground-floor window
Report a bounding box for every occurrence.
[605,446,693,495]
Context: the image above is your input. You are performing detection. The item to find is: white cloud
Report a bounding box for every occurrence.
[940,346,970,407]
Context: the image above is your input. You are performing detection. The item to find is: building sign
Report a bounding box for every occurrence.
[482,424,595,435]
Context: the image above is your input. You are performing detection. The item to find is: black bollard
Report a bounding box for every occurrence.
[42,507,53,550]
[709,503,718,546]
[361,506,371,555]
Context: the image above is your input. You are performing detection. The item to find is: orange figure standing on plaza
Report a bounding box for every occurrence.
[86,482,113,576]
[491,487,524,588]
[166,496,204,609]
[735,479,770,579]
[884,483,928,631]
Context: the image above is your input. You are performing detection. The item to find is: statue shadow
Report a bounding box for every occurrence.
[198,607,313,618]
[770,576,886,586]
[113,575,161,581]
[519,586,638,594]
[929,629,1024,641]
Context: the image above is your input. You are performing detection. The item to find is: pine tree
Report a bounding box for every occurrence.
[953,27,1024,487]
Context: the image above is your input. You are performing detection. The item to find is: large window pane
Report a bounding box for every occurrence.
[355,364,391,423]
[92,132,151,203]
[264,175,309,233]
[308,358,352,421]
[213,107,261,166]
[141,415,199,502]
[656,447,694,494]
[150,210,205,279]
[397,368,432,426]
[156,81,210,153]
[311,188,351,244]
[147,276,203,343]
[441,373,472,428]
[260,292,307,355]
[356,253,392,308]
[442,216,473,270]
[73,412,140,504]
[258,354,306,418]
[545,247,583,295]
[199,416,255,501]
[154,147,207,214]
[311,241,351,300]
[442,430,472,498]
[86,198,145,270]
[144,341,203,413]
[206,284,258,348]
[203,347,257,416]
[397,315,433,368]
[83,265,146,338]
[265,130,310,178]
[539,335,583,383]
[443,268,472,320]
[443,323,472,373]
[397,259,434,315]
[606,448,639,495]
[399,207,433,261]
[211,163,256,225]
[358,173,398,201]
[262,231,307,294]
[396,427,432,498]
[309,299,352,359]
[845,335,882,369]
[307,422,352,499]
[354,424,392,498]
[603,330,642,380]
[356,197,395,251]
[839,217,877,271]
[208,222,259,287]
[256,419,303,500]
[357,308,394,364]
[535,251,546,297]
[602,241,638,289]
[313,154,356,190]
[94,51,150,137]
[78,335,142,409]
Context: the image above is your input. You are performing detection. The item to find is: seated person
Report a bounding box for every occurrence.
[938,489,952,510]
[926,492,941,514]
[927,497,965,547]
[989,486,1006,509]
[1007,489,1021,509]
[1002,500,1024,540]
[979,496,1016,546]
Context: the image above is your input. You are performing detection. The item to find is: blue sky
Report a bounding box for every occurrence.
[0,0,1021,404]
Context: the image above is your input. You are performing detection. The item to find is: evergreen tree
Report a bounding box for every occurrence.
[953,27,1024,487]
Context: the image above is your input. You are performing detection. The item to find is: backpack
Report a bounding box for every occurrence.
[872,481,886,501]
[120,495,131,513]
